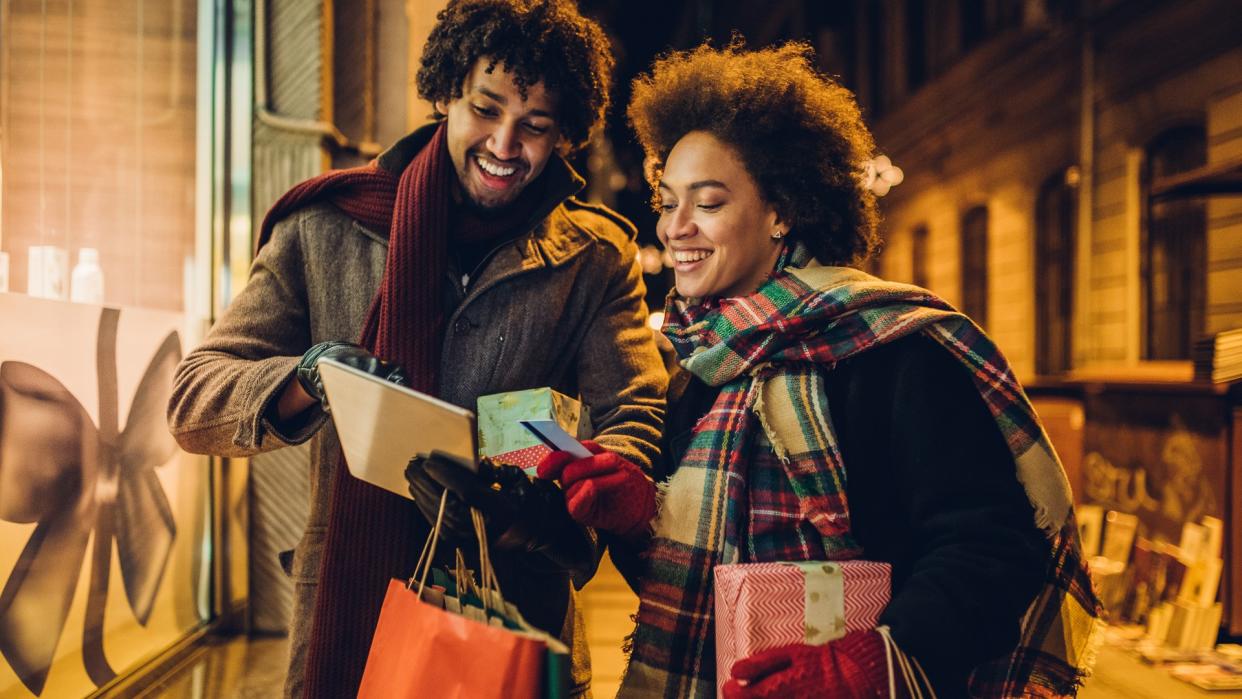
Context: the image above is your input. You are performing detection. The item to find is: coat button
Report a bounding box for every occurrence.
[454,319,470,333]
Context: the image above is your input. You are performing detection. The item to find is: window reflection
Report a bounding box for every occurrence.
[0,0,198,312]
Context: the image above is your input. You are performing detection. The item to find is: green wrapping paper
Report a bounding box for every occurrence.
[477,387,590,473]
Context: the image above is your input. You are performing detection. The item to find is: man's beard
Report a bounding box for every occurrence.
[458,166,542,217]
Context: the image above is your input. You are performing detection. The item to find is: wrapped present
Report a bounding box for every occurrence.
[714,560,891,695]
[477,387,590,473]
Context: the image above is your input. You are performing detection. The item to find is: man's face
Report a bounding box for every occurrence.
[437,59,561,210]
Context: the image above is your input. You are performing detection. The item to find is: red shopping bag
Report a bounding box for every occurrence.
[357,578,546,698]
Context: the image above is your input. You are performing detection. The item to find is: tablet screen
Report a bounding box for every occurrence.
[318,358,478,500]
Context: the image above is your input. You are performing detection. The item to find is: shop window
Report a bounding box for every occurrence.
[1,3,214,696]
[0,0,198,312]
[1143,125,1207,360]
[961,206,989,328]
[911,224,929,288]
[1035,170,1076,375]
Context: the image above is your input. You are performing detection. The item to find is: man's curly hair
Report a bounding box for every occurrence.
[417,0,614,154]
[628,41,881,266]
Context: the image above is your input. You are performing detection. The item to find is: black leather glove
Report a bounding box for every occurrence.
[405,451,598,581]
[405,454,478,545]
[295,341,407,409]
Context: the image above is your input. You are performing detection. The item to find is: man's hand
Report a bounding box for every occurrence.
[294,341,407,412]
[405,454,479,545]
[722,631,900,699]
[410,453,596,579]
[536,441,656,538]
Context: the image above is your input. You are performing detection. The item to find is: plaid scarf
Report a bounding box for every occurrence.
[619,246,1103,698]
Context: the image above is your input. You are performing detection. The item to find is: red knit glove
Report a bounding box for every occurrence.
[535,441,656,537]
[722,631,900,699]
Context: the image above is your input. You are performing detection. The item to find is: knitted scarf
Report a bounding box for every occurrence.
[256,124,550,697]
[619,245,1103,698]
[256,129,545,256]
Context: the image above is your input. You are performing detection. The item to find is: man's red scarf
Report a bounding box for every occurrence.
[257,124,542,696]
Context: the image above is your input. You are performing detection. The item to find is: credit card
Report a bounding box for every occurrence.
[519,419,594,459]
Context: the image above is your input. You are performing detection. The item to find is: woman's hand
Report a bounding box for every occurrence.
[536,441,656,538]
[722,631,899,699]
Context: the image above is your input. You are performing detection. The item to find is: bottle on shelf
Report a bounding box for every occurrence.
[70,247,105,304]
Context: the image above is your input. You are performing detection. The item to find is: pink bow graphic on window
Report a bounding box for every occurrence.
[0,307,181,695]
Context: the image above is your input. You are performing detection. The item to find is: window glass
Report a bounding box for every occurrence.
[1035,171,1076,375]
[961,206,989,328]
[1144,126,1207,360]
[1,4,212,697]
[1,0,198,312]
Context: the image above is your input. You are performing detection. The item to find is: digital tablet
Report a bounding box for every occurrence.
[318,358,478,500]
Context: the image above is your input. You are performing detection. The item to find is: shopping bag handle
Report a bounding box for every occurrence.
[471,508,505,616]
[876,625,936,699]
[409,490,450,595]
[404,487,509,618]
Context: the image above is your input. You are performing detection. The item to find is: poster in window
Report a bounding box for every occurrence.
[0,294,210,698]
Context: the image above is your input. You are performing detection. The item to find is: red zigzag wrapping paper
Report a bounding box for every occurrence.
[714,560,891,696]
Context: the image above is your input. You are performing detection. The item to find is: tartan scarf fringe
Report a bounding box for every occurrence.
[749,364,793,463]
[620,247,1103,698]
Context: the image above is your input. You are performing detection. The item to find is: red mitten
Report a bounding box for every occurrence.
[535,441,656,537]
[722,630,897,699]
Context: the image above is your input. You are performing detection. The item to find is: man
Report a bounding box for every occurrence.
[167,1,665,696]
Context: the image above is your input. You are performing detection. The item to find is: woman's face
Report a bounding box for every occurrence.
[656,131,786,299]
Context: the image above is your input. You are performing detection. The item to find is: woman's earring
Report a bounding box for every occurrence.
[771,229,785,240]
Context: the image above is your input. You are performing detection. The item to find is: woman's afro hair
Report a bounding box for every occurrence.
[628,40,881,266]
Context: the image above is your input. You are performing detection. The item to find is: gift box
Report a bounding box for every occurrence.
[477,387,590,473]
[714,560,891,695]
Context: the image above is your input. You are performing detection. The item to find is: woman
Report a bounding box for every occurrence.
[539,42,1101,698]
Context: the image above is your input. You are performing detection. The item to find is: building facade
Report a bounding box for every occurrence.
[859,0,1242,380]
